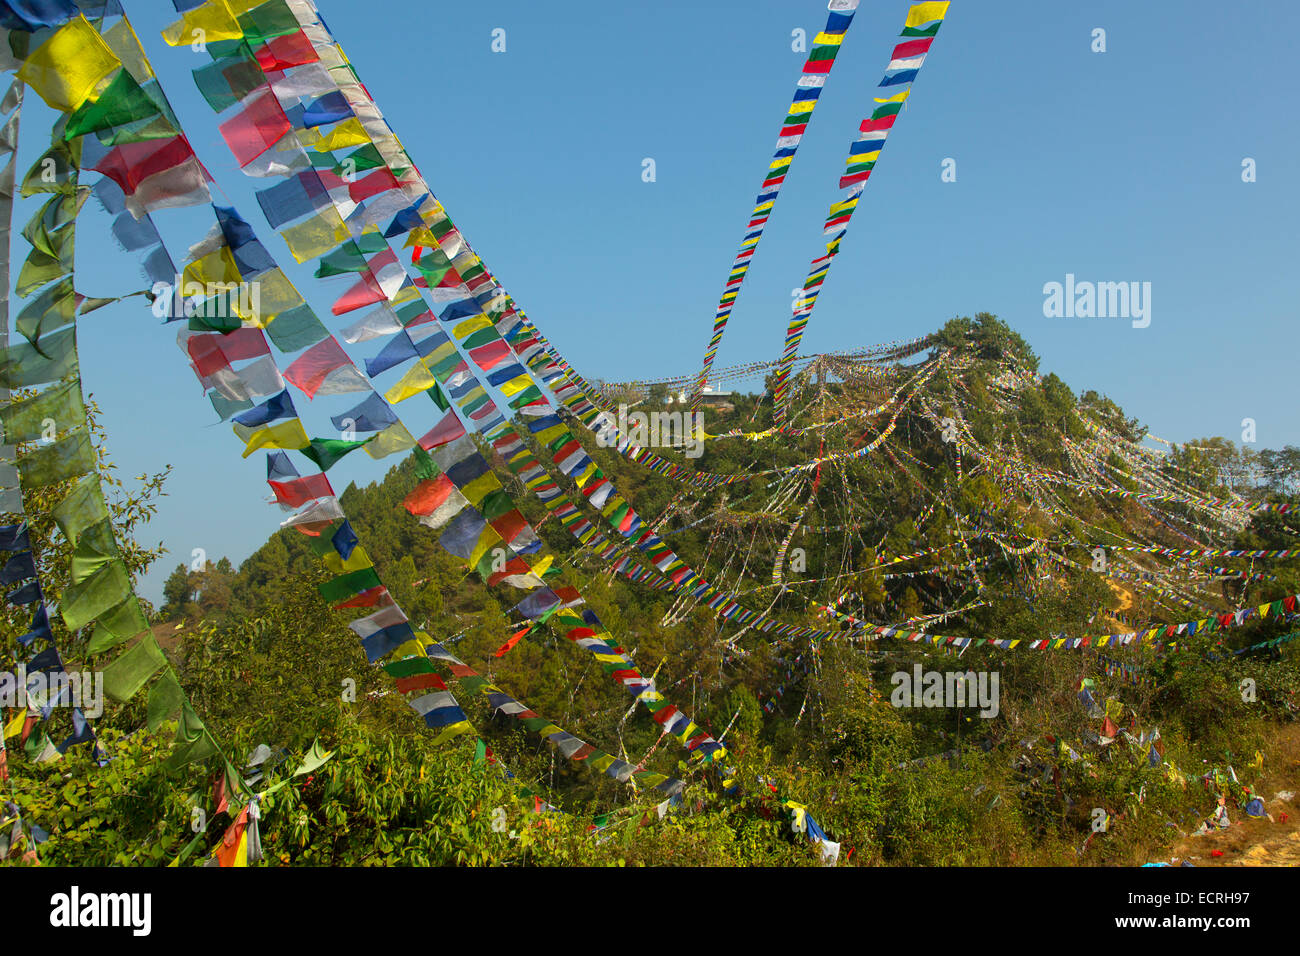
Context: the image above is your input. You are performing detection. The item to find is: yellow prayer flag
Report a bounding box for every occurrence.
[460,471,500,507]
[813,32,845,45]
[467,528,503,570]
[363,423,417,460]
[875,89,912,104]
[281,211,351,263]
[451,313,492,338]
[530,555,554,578]
[18,16,121,112]
[323,545,373,575]
[391,283,422,307]
[3,707,26,740]
[385,361,437,404]
[424,340,457,366]
[183,245,241,289]
[533,424,567,446]
[403,227,442,250]
[161,1,244,47]
[314,117,370,152]
[235,419,310,458]
[498,375,533,398]
[103,18,155,82]
[431,720,473,746]
[904,1,950,29]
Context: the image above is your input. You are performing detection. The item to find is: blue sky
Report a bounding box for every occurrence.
[11,0,1298,602]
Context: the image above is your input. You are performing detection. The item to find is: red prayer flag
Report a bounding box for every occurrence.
[403,474,457,516]
[284,336,350,397]
[392,671,449,697]
[418,410,466,450]
[468,339,512,370]
[254,29,320,71]
[859,115,897,132]
[93,135,197,195]
[269,473,335,508]
[891,37,934,59]
[219,91,292,167]
[333,586,388,609]
[331,273,386,316]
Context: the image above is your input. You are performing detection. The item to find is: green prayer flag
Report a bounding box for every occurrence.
[102,634,167,703]
[411,444,437,481]
[293,739,334,776]
[239,0,301,44]
[0,378,85,444]
[318,567,382,603]
[98,112,179,146]
[383,655,435,678]
[52,473,110,546]
[478,489,513,523]
[69,517,121,584]
[22,193,80,259]
[508,385,544,409]
[64,67,163,140]
[300,436,373,472]
[15,276,78,348]
[333,143,385,177]
[165,702,218,771]
[264,303,329,352]
[192,51,266,113]
[147,670,185,732]
[209,391,254,421]
[87,596,150,654]
[901,22,942,38]
[20,141,79,197]
[61,558,133,632]
[17,426,95,488]
[313,231,388,278]
[16,243,73,298]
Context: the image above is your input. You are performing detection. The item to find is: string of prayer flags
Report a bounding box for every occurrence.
[772,1,949,425]
[687,0,863,411]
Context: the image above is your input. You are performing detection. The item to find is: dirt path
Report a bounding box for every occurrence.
[1166,791,1299,867]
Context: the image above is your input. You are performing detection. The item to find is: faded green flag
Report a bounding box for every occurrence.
[69,516,120,584]
[16,231,73,297]
[22,192,80,258]
[16,426,94,488]
[147,670,185,732]
[264,303,328,353]
[165,702,218,771]
[0,325,78,387]
[0,378,85,444]
[60,557,132,632]
[20,141,79,197]
[87,595,150,655]
[102,633,167,703]
[51,473,108,546]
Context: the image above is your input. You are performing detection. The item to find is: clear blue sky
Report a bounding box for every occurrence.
[12,0,1298,602]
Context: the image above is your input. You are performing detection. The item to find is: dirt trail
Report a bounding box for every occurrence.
[1164,774,1299,867]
